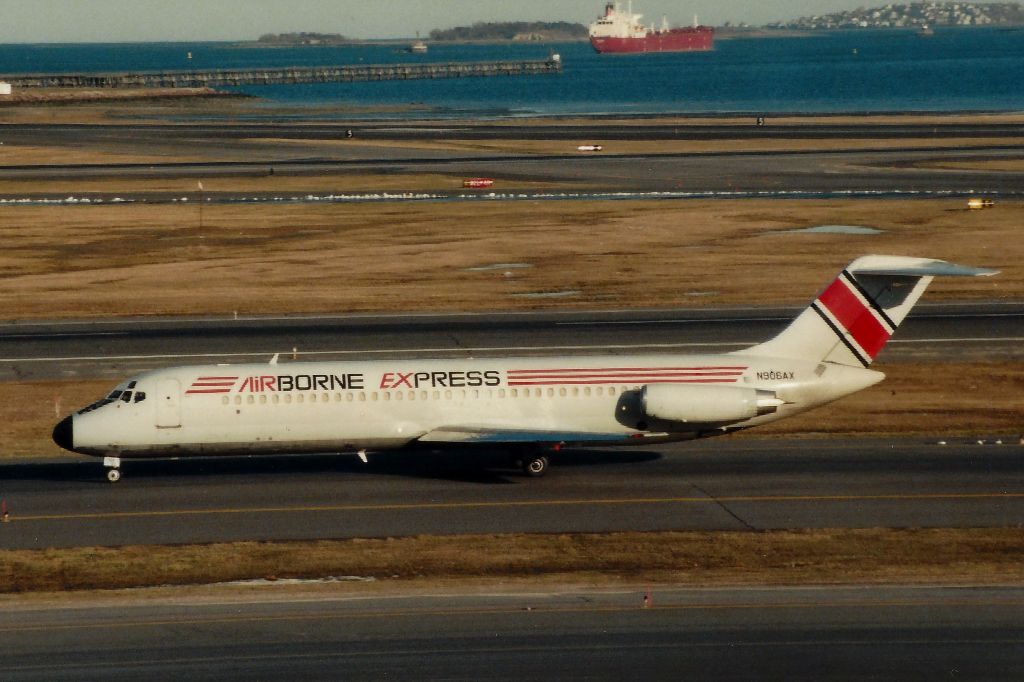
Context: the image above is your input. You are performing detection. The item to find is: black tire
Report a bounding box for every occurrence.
[521,455,549,478]
[106,469,121,483]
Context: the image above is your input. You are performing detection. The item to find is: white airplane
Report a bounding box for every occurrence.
[53,255,996,481]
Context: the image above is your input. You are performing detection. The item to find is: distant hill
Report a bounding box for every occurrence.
[428,21,587,42]
[767,2,1024,30]
[256,32,352,46]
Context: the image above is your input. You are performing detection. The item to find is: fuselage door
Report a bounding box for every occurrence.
[156,379,182,428]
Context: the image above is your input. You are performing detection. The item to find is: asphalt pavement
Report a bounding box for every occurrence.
[2,437,1021,550]
[2,584,1021,680]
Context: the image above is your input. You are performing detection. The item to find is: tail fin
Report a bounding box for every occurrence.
[740,255,998,367]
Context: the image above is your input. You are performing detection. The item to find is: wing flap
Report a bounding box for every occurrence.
[417,426,637,445]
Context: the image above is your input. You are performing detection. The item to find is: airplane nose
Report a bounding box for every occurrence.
[52,416,74,451]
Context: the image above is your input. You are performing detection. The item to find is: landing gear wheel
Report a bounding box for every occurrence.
[106,468,121,483]
[521,455,549,478]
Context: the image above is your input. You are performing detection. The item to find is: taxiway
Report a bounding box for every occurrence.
[2,584,1021,680]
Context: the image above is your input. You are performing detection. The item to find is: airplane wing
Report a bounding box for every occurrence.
[417,426,642,445]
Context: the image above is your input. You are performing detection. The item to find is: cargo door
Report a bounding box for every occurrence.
[156,379,182,428]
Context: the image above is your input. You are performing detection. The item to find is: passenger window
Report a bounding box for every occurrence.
[284,394,292,404]
[259,395,267,404]
[498,389,506,398]
[234,395,242,405]
[322,393,329,403]
[510,389,518,398]
[584,387,591,397]
[247,395,254,404]
[359,393,366,402]
[222,396,229,405]
[121,392,132,403]
[547,388,554,397]
[297,394,304,404]
[272,395,280,404]
[559,388,567,397]
[444,390,452,400]
[134,392,146,403]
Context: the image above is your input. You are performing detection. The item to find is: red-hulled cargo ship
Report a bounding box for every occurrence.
[589,1,713,54]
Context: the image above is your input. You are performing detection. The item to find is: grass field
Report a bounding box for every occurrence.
[0,199,1014,320]
[2,529,1021,594]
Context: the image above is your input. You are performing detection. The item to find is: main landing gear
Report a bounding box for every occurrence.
[521,455,549,477]
[103,456,121,483]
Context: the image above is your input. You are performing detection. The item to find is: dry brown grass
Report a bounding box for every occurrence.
[1,529,1021,593]
[0,88,217,105]
[752,361,1024,438]
[919,159,1024,172]
[0,199,1014,320]
[7,362,1021,461]
[0,144,208,167]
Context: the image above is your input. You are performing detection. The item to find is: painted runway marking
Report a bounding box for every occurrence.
[10,491,1024,524]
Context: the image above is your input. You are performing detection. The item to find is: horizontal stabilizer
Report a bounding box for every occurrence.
[847,255,999,278]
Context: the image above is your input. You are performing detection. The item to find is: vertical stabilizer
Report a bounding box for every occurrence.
[738,256,997,367]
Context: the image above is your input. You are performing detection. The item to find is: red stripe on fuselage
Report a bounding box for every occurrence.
[817,278,890,359]
[506,371,743,381]
[508,378,739,386]
[508,366,746,374]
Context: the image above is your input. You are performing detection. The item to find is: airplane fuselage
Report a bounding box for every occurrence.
[56,352,883,458]
[53,255,996,479]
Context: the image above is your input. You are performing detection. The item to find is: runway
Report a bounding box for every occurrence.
[2,438,1021,550]
[2,303,1022,380]
[0,121,1021,197]
[1,585,1021,680]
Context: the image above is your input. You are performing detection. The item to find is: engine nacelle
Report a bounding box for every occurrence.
[641,384,783,424]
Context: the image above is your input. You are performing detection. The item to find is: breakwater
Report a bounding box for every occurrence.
[1,58,562,88]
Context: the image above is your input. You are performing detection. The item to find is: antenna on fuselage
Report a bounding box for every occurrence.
[269,353,279,365]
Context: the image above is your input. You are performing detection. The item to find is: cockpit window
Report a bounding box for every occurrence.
[78,384,141,414]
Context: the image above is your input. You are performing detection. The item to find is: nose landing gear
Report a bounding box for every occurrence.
[103,456,121,483]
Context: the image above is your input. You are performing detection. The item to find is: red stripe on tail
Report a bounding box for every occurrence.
[817,278,891,359]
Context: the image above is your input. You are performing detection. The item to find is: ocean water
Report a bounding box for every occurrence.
[1,27,1023,117]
